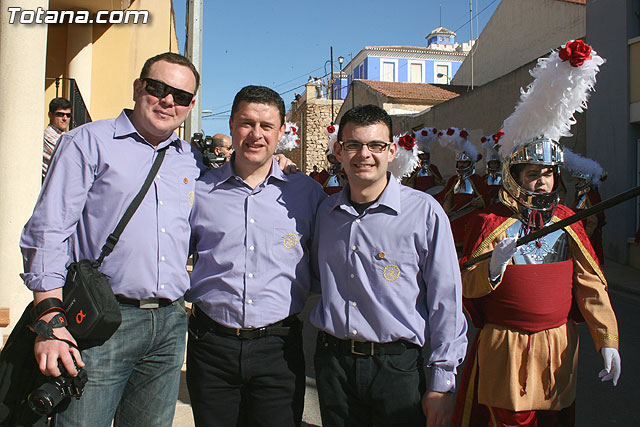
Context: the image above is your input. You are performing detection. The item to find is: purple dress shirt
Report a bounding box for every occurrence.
[21,110,203,301]
[186,157,326,328]
[310,175,468,392]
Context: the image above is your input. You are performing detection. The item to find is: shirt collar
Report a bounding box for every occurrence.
[213,154,287,189]
[332,172,402,215]
[114,109,183,152]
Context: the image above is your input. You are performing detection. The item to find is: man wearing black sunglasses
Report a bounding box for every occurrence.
[42,97,71,180]
[22,52,202,427]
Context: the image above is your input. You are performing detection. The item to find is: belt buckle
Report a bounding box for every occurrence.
[235,328,242,337]
[139,298,160,309]
[351,340,374,356]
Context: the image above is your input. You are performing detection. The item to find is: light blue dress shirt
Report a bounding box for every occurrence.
[310,175,468,392]
[21,110,203,301]
[187,157,326,329]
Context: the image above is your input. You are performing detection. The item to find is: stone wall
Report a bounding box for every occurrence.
[288,82,343,174]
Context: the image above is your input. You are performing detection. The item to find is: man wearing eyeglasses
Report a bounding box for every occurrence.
[310,104,467,427]
[22,52,202,426]
[42,97,72,180]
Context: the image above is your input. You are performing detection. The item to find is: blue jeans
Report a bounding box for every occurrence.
[54,300,188,427]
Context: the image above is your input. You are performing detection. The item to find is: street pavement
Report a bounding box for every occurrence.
[172,258,640,426]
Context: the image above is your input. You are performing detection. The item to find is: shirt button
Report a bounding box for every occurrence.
[156,174,161,179]
[248,273,254,278]
[250,194,255,197]
[352,329,358,335]
[249,245,255,251]
[250,218,255,224]
[446,380,451,385]
[350,273,355,279]
[159,201,164,206]
[247,299,253,304]
[351,301,357,307]
[351,245,357,251]
[161,228,166,233]
[355,219,361,223]
[160,284,165,289]
[160,256,166,261]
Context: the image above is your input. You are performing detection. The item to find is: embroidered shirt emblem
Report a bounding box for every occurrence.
[382,264,400,281]
[283,233,298,249]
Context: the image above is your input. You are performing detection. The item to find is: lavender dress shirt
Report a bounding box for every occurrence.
[21,110,203,301]
[186,157,326,328]
[310,175,468,392]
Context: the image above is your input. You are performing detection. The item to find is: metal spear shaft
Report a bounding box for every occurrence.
[461,185,640,270]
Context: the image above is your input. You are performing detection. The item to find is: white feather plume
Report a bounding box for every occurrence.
[499,41,605,159]
[562,146,605,185]
[415,127,438,153]
[325,124,339,154]
[438,127,479,161]
[276,122,300,152]
[388,132,419,181]
[480,135,500,161]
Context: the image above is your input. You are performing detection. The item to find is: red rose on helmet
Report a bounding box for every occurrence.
[327,125,336,133]
[291,126,297,135]
[398,134,415,150]
[492,129,504,143]
[421,130,429,136]
[446,128,455,136]
[559,40,592,67]
[460,130,469,139]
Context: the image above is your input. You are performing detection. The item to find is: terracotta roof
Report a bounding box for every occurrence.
[358,80,461,102]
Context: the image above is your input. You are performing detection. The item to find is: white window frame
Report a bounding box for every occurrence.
[380,58,398,82]
[434,62,451,84]
[408,61,425,83]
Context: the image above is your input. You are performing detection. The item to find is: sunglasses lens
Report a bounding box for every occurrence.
[55,112,71,118]
[144,78,193,106]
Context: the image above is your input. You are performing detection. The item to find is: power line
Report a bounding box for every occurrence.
[453,0,498,33]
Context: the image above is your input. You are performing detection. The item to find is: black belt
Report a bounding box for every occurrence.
[192,305,300,340]
[320,331,419,356]
[115,296,174,309]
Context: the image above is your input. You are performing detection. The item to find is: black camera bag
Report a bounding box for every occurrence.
[63,148,167,342]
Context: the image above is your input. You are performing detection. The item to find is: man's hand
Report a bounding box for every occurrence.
[421,390,453,427]
[599,347,621,386]
[33,312,84,377]
[274,154,298,175]
[470,196,483,208]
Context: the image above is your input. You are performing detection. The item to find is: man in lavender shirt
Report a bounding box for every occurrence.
[185,85,326,426]
[310,105,468,427]
[20,52,201,426]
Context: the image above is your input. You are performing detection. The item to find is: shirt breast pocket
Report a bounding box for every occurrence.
[370,249,419,296]
[272,227,304,261]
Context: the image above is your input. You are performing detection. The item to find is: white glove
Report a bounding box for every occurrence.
[599,347,621,386]
[489,236,518,281]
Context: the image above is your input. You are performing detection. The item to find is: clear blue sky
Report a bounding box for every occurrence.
[172,0,500,137]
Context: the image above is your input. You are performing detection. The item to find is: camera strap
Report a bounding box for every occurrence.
[94,146,168,267]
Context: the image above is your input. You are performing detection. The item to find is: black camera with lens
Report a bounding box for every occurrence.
[27,360,88,416]
[191,132,226,168]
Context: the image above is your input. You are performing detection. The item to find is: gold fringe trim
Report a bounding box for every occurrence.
[471,217,519,259]
[553,216,607,285]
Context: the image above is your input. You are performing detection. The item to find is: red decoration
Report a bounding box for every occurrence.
[291,126,297,135]
[438,131,443,137]
[421,129,429,136]
[477,153,483,162]
[481,136,488,143]
[446,128,455,136]
[327,125,336,133]
[432,128,437,133]
[558,40,592,67]
[398,134,416,150]
[460,130,469,139]
[492,130,504,143]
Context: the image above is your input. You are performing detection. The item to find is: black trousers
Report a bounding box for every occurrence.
[186,312,305,427]
[314,332,426,427]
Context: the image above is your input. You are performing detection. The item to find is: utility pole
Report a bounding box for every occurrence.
[184,0,203,141]
[330,46,334,124]
[470,0,474,90]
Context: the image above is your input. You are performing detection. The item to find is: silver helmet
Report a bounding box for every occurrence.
[502,136,563,211]
[455,151,475,180]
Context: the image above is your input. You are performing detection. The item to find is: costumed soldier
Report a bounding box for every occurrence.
[405,127,443,193]
[564,147,608,263]
[480,132,503,206]
[437,127,488,250]
[453,40,620,427]
[315,124,347,195]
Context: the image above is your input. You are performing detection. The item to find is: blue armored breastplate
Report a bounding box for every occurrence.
[417,166,432,177]
[486,174,502,186]
[504,220,569,264]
